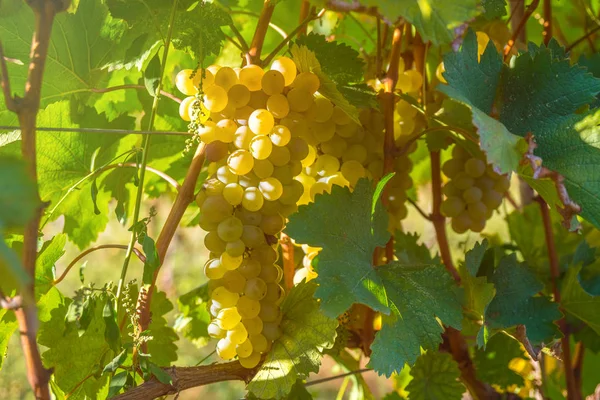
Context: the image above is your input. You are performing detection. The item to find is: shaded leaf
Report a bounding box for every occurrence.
[405,352,464,400]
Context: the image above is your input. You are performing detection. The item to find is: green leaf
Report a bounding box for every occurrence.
[148,362,173,385]
[294,33,365,84]
[482,0,507,19]
[0,234,28,290]
[338,84,379,110]
[405,352,464,400]
[35,234,67,298]
[40,290,112,397]
[394,231,437,265]
[440,30,523,174]
[146,290,178,365]
[174,284,211,346]
[499,44,600,136]
[461,241,495,322]
[285,178,390,318]
[31,101,136,249]
[441,30,502,114]
[473,333,526,389]
[286,381,313,400]
[0,310,17,370]
[102,349,128,373]
[465,239,488,276]
[370,264,463,377]
[248,281,338,400]
[562,263,600,335]
[528,109,600,229]
[144,53,162,97]
[575,241,600,296]
[91,178,101,215]
[173,1,234,60]
[481,255,562,347]
[291,44,360,124]
[103,298,120,352]
[0,0,127,107]
[371,0,478,46]
[0,155,39,228]
[141,235,160,285]
[107,371,129,398]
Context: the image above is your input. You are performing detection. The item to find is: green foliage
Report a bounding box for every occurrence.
[482,0,507,19]
[405,352,464,400]
[291,44,361,124]
[461,241,495,322]
[0,156,39,229]
[248,281,338,399]
[370,0,479,46]
[370,263,463,377]
[174,284,211,346]
[473,333,527,388]
[0,311,17,370]
[440,30,522,174]
[480,255,562,347]
[562,264,600,336]
[295,33,365,84]
[285,178,390,318]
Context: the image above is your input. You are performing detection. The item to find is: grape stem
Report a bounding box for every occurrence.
[565,24,600,52]
[298,0,311,36]
[0,1,70,397]
[304,368,372,386]
[536,196,580,399]
[229,23,250,54]
[280,232,295,290]
[543,0,552,45]
[429,151,461,282]
[248,0,276,65]
[380,25,403,261]
[406,197,432,221]
[504,0,540,59]
[52,245,146,286]
[262,8,326,66]
[135,142,207,349]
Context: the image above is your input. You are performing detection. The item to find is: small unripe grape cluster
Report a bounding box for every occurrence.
[441,146,510,233]
[176,57,344,368]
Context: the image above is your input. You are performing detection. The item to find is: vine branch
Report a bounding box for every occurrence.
[380,26,403,261]
[280,232,295,290]
[262,8,325,66]
[0,42,16,112]
[136,143,206,342]
[565,24,600,52]
[429,151,461,282]
[112,361,257,400]
[52,244,146,286]
[536,197,579,399]
[248,0,276,65]
[504,0,540,59]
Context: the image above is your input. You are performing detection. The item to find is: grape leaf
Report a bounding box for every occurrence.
[528,109,600,229]
[338,84,379,110]
[285,178,390,318]
[439,30,522,174]
[480,255,562,347]
[0,0,127,107]
[405,352,464,400]
[482,0,507,19]
[369,263,463,377]
[291,44,360,124]
[393,231,438,265]
[174,284,211,347]
[0,310,17,370]
[31,101,136,248]
[286,381,313,400]
[294,33,365,84]
[172,1,234,60]
[574,240,600,296]
[499,43,600,136]
[248,281,338,399]
[461,241,495,322]
[370,0,478,46]
[146,291,179,365]
[562,263,600,335]
[0,156,40,229]
[35,234,67,298]
[473,333,527,389]
[39,289,113,398]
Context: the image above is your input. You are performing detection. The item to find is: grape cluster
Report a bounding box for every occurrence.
[176,57,350,368]
[441,146,510,233]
